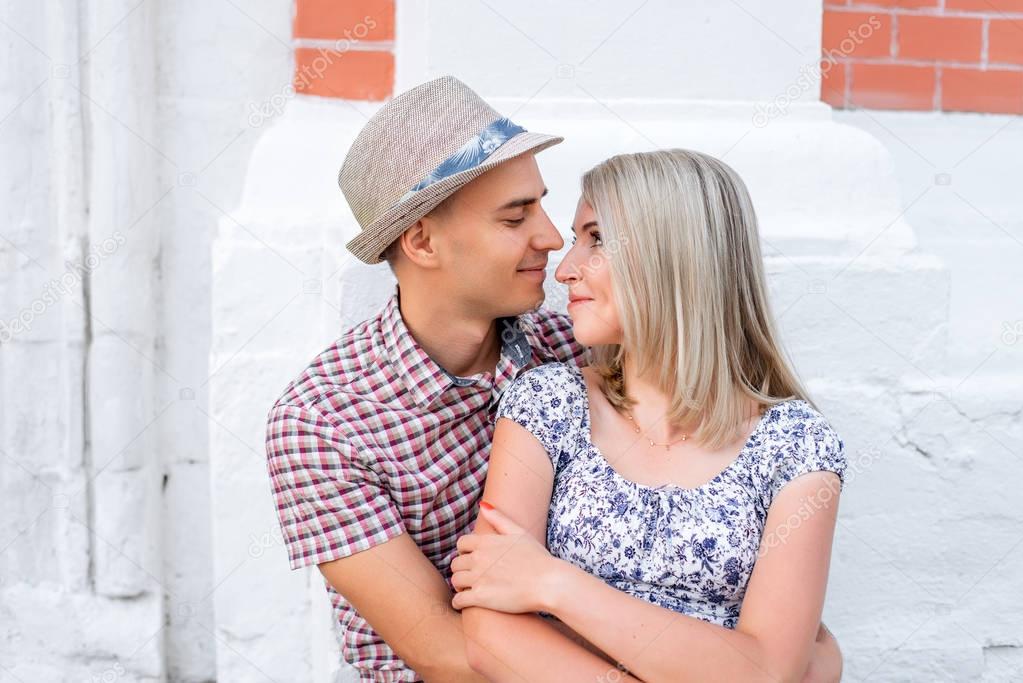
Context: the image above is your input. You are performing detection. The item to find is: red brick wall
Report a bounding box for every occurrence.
[822,0,1023,114]
[292,0,395,100]
[289,0,1021,113]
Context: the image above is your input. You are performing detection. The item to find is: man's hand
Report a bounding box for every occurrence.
[802,623,843,683]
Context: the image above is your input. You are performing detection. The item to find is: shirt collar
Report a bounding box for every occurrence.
[381,285,539,409]
[511,309,561,365]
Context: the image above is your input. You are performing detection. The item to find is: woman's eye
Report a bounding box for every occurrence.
[504,217,525,226]
[570,232,602,247]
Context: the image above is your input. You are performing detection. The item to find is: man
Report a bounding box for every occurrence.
[265,76,841,682]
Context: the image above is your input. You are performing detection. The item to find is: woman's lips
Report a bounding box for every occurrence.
[567,298,593,308]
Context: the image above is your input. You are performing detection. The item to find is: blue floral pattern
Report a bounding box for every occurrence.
[495,362,847,629]
[398,117,525,203]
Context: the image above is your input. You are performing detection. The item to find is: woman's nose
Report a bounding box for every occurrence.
[555,254,581,285]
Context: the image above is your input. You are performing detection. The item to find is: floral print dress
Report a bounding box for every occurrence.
[494,362,847,629]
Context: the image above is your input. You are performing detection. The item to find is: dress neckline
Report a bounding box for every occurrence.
[568,364,793,493]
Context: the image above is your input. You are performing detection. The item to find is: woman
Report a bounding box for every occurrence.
[449,149,847,682]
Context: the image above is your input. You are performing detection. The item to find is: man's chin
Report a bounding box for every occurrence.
[501,288,547,317]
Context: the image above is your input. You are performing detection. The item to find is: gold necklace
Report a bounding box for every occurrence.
[621,408,690,451]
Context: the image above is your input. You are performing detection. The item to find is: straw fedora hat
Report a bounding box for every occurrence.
[339,76,563,264]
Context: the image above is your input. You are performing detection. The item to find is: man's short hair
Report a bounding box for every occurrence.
[380,193,457,273]
[381,240,399,271]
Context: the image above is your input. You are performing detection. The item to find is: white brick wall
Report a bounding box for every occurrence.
[0,0,289,680]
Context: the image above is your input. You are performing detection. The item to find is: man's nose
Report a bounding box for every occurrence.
[533,209,564,252]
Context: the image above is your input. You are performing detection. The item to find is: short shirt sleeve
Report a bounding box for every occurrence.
[265,402,406,569]
[530,308,589,367]
[757,407,847,511]
[495,362,583,471]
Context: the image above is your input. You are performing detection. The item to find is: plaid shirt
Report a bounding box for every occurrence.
[265,285,588,682]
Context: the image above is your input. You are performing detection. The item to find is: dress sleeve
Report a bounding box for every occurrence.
[265,402,406,569]
[758,410,847,511]
[495,363,579,471]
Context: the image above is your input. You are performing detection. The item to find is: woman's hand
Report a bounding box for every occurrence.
[450,502,564,614]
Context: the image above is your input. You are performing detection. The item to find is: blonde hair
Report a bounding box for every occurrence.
[581,149,814,450]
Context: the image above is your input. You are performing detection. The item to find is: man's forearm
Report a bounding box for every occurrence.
[317,534,490,683]
[414,610,489,683]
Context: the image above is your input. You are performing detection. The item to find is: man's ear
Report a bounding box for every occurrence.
[400,217,441,269]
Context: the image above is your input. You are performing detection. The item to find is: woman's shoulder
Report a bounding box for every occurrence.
[763,399,843,447]
[507,361,586,398]
[495,362,587,466]
[752,398,847,506]
[496,362,586,419]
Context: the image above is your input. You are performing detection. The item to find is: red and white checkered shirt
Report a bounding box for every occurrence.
[265,285,588,682]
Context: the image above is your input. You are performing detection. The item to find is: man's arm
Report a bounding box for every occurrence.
[266,402,491,681]
[805,624,843,683]
[318,533,489,683]
[320,529,625,683]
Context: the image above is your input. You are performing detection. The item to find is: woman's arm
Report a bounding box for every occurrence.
[458,417,642,682]
[540,471,842,683]
[461,604,635,682]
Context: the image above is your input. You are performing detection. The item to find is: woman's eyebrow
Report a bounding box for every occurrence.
[495,187,548,212]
